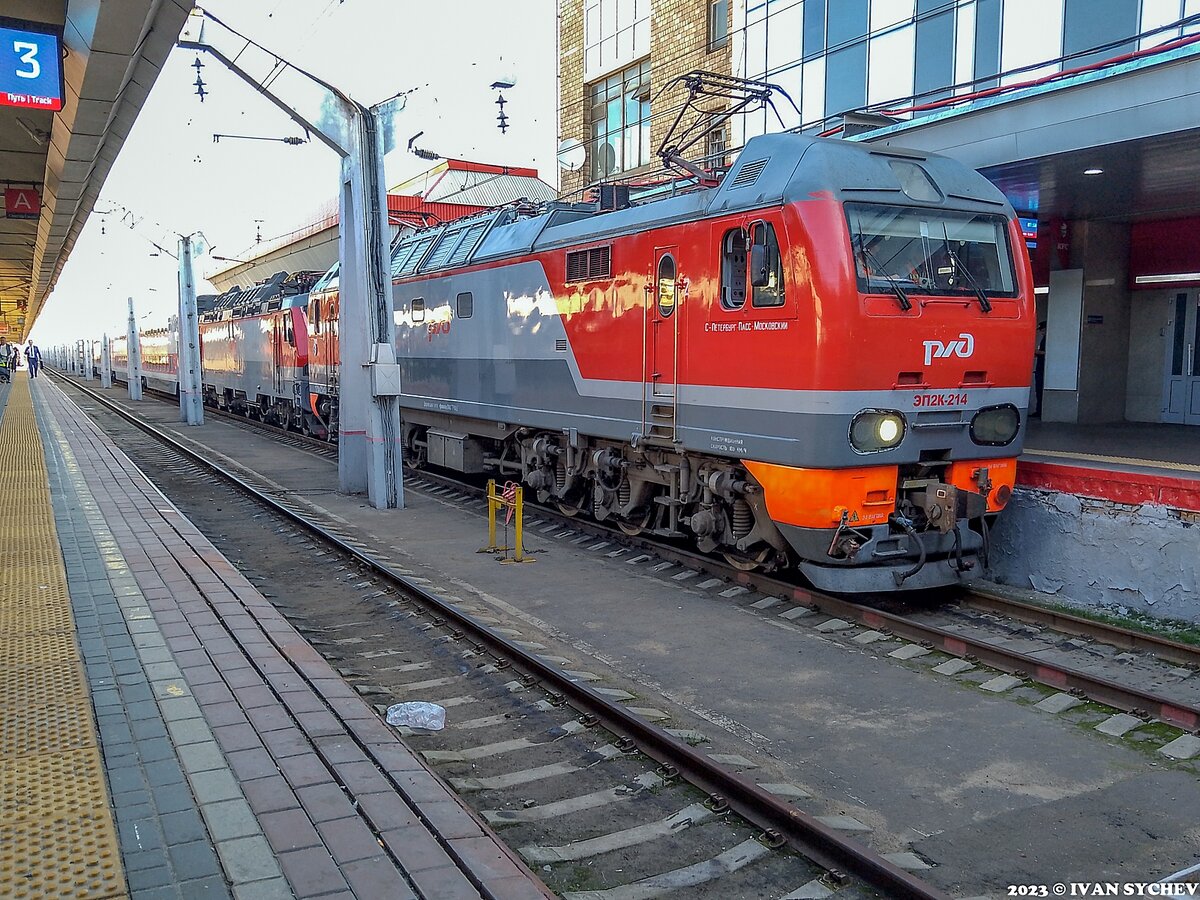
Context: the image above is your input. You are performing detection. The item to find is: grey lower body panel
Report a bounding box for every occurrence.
[398,357,1022,469]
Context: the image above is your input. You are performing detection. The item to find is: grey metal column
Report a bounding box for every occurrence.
[178,9,403,509]
[84,340,94,380]
[100,335,113,389]
[127,298,144,401]
[335,113,403,507]
[177,235,204,425]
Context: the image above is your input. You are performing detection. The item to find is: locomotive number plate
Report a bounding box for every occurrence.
[912,392,968,408]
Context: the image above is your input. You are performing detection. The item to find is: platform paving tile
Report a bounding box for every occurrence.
[814,617,853,632]
[259,808,324,853]
[315,816,385,865]
[1158,733,1200,759]
[979,673,1024,692]
[1096,712,1144,736]
[1035,692,1084,714]
[932,658,976,676]
[340,855,419,900]
[40,380,551,900]
[889,643,933,660]
[275,848,351,898]
[36,397,245,900]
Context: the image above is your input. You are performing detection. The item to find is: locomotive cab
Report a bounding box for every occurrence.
[734,137,1034,590]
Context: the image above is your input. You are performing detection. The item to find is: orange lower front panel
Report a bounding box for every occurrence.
[946,457,1018,512]
[743,460,898,530]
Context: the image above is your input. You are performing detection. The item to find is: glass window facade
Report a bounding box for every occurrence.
[973,0,1002,88]
[587,60,652,179]
[584,0,651,81]
[709,0,729,49]
[914,9,954,102]
[732,0,1178,142]
[803,0,826,56]
[825,43,867,117]
[1063,0,1139,66]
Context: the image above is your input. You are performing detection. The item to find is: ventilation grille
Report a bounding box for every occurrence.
[566,246,611,282]
[730,158,768,188]
[555,339,568,352]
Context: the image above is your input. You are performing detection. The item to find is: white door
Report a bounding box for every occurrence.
[1162,290,1200,425]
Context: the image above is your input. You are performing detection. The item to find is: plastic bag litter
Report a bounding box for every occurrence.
[385,701,446,731]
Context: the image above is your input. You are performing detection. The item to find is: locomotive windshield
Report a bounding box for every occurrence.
[846,203,1016,299]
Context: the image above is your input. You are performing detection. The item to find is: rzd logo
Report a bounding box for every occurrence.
[923,332,974,366]
[427,321,451,341]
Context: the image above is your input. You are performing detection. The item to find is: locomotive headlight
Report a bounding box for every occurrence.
[970,404,1021,446]
[850,410,906,453]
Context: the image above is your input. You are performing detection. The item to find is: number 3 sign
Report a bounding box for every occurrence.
[0,18,64,112]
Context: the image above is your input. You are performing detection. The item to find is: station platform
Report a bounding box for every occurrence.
[1019,420,1200,511]
[0,370,550,900]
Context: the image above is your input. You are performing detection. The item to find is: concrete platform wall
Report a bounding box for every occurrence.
[987,487,1199,623]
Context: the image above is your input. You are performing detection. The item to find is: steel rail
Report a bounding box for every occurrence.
[962,588,1200,670]
[67,379,1200,730]
[795,586,1200,732]
[52,373,951,900]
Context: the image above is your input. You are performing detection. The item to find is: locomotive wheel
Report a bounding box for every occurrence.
[722,547,772,571]
[556,500,582,517]
[616,509,652,536]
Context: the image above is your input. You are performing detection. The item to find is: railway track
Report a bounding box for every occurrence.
[69,373,1200,737]
[53,373,948,898]
[403,468,1200,734]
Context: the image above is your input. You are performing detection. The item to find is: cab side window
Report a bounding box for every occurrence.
[720,228,748,310]
[750,221,784,308]
[311,300,322,335]
[285,313,295,345]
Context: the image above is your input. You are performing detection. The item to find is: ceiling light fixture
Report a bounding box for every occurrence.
[1083,167,1104,176]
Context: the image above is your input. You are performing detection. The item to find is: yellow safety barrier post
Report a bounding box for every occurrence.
[478,479,535,563]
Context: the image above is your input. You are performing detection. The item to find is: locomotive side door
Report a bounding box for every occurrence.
[648,247,680,399]
[272,315,284,397]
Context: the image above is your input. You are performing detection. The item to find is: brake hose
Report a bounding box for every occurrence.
[893,515,926,584]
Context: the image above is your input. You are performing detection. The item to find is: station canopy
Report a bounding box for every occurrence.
[0,0,191,343]
[854,39,1200,226]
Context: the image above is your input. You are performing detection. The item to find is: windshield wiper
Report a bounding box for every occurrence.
[856,233,912,311]
[942,226,992,313]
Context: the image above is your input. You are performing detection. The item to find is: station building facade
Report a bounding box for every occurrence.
[207,160,557,293]
[558,0,734,196]
[557,0,1200,428]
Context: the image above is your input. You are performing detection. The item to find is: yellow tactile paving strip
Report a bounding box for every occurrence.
[0,375,127,899]
[1025,447,1200,474]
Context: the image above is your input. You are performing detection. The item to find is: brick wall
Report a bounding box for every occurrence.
[558,0,731,198]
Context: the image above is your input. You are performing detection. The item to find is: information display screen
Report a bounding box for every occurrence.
[0,17,64,112]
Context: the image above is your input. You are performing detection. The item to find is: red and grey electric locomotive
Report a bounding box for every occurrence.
[108,132,1035,592]
[333,132,1032,590]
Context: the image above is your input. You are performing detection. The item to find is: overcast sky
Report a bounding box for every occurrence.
[31,0,557,347]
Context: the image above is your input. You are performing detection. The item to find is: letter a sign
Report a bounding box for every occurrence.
[4,187,40,219]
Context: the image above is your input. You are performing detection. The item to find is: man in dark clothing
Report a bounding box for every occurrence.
[1032,321,1046,417]
[25,342,41,378]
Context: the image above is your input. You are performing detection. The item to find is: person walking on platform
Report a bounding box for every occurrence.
[1032,321,1046,418]
[0,340,12,384]
[25,342,41,378]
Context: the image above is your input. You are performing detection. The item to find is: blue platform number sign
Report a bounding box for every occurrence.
[0,18,64,112]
